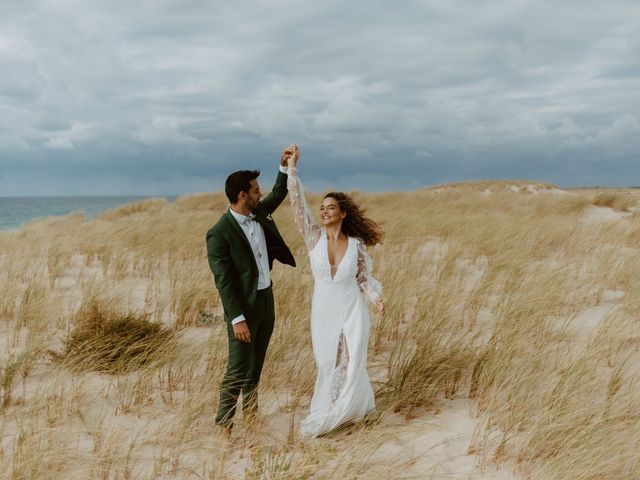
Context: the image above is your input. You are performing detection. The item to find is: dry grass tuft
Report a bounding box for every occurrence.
[592,191,636,212]
[50,301,176,373]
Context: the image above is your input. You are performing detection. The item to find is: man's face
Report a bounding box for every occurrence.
[243,179,262,211]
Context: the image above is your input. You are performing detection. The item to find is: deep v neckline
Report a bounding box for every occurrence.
[325,232,351,280]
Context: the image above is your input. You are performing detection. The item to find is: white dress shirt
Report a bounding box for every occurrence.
[229,166,287,325]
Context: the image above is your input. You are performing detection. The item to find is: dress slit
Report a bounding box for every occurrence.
[330,330,349,404]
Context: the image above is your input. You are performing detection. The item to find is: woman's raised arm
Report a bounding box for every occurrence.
[286,146,321,250]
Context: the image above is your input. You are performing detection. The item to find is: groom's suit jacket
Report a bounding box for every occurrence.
[206,171,295,323]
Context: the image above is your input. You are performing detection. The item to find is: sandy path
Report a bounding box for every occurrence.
[212,397,518,479]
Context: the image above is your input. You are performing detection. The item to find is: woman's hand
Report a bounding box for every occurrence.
[376,298,385,317]
[284,144,300,167]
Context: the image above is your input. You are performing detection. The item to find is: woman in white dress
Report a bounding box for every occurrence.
[284,145,385,437]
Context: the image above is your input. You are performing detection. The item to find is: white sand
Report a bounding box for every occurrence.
[582,205,629,222]
[363,401,516,479]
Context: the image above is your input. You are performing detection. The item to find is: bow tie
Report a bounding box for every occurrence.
[242,213,256,225]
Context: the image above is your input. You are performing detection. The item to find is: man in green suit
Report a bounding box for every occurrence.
[206,149,296,432]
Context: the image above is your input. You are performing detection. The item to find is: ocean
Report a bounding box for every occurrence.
[0,196,173,232]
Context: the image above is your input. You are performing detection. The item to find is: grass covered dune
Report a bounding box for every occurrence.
[1,181,640,479]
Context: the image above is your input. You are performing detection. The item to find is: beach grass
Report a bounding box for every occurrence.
[0,181,639,478]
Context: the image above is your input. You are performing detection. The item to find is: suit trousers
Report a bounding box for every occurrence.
[215,285,275,427]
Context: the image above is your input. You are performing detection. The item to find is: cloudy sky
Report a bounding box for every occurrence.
[1,0,639,195]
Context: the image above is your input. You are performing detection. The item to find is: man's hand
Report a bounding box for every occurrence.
[233,321,251,343]
[281,144,300,167]
[280,147,289,167]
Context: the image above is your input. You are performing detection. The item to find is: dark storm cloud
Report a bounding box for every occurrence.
[0,0,639,195]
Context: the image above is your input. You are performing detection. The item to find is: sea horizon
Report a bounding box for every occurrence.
[0,195,177,232]
[0,194,178,198]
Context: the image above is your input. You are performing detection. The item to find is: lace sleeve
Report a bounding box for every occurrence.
[356,239,382,304]
[287,165,321,250]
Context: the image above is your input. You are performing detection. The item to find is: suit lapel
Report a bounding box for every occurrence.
[225,209,254,257]
[254,213,282,245]
[252,212,271,234]
[225,208,289,269]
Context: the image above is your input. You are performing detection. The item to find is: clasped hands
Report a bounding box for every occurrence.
[280,144,300,167]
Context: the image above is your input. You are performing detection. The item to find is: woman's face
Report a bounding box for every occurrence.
[320,196,346,226]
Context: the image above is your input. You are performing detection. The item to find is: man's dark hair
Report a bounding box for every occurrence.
[225,170,260,203]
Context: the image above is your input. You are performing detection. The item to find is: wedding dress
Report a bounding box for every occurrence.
[287,166,383,437]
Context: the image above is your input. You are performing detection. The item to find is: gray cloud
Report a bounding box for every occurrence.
[1,0,639,195]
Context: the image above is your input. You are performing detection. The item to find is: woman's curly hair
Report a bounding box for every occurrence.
[323,192,384,246]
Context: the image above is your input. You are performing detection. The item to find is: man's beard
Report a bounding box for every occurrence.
[246,198,258,212]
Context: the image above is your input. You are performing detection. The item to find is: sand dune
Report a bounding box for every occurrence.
[1,181,639,478]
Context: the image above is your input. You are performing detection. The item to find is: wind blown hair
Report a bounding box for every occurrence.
[324,192,384,246]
